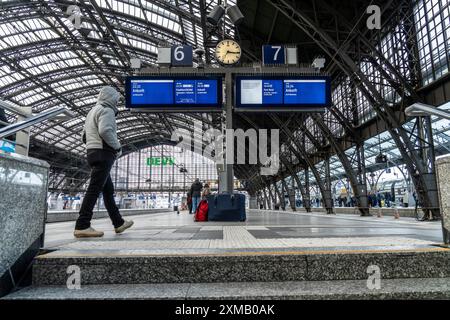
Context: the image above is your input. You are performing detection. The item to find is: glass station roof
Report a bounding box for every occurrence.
[0,0,233,154]
[1,0,450,191]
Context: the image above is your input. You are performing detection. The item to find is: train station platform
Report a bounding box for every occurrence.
[3,0,450,308]
[3,210,450,300]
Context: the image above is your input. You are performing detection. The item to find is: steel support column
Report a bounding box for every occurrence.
[356,142,370,215]
[281,178,295,211]
[269,115,332,213]
[324,156,334,214]
[304,168,311,212]
[311,114,368,215]
[272,180,283,210]
[267,183,276,209]
[262,187,270,209]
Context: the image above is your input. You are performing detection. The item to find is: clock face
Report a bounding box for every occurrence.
[215,39,241,65]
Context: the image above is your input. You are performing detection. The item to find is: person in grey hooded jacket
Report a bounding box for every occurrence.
[74,86,133,238]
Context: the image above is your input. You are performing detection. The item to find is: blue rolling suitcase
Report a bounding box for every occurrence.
[235,193,246,221]
[206,193,246,222]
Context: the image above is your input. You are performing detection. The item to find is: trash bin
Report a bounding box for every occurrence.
[173,205,178,211]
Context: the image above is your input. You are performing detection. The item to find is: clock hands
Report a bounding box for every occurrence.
[224,50,240,56]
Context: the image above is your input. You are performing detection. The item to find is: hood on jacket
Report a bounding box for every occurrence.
[97,86,119,115]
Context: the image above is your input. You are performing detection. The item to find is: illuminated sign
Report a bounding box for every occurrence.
[126,76,222,111]
[235,76,331,112]
[146,157,175,166]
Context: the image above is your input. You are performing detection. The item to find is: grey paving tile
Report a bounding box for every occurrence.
[191,231,223,240]
[247,230,282,239]
[267,227,296,232]
[173,227,201,233]
[147,233,195,240]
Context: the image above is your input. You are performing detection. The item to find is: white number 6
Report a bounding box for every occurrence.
[174,46,185,61]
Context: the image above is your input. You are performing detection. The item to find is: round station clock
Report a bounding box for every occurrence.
[215,39,241,65]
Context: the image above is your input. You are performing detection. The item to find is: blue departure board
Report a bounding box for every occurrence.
[126,76,222,111]
[130,80,174,105]
[284,80,327,105]
[174,80,218,104]
[262,80,283,104]
[235,76,330,111]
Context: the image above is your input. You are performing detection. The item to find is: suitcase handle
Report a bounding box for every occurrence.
[213,194,235,207]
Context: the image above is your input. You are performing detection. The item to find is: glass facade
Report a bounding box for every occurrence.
[414,0,450,85]
[110,145,219,193]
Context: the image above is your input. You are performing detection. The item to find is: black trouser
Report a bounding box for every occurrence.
[75,149,124,230]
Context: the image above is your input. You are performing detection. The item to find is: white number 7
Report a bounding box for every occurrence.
[272,46,282,61]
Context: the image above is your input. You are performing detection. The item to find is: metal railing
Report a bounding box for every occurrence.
[0,107,74,140]
[405,103,450,119]
[0,100,74,155]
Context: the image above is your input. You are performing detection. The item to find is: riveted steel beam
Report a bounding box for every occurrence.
[268,0,439,218]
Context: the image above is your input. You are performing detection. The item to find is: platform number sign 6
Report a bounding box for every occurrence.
[171,45,193,67]
[262,45,286,65]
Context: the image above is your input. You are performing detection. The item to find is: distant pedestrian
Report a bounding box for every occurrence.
[187,192,193,214]
[413,191,418,208]
[202,183,211,199]
[190,178,203,213]
[403,189,409,208]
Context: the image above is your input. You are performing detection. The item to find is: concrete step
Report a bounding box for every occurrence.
[4,278,450,300]
[32,248,450,285]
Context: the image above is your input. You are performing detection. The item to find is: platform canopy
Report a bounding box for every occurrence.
[1,0,450,215]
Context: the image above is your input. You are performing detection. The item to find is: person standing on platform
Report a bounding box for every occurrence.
[187,192,193,214]
[403,189,409,208]
[190,178,203,213]
[202,183,211,199]
[74,86,134,238]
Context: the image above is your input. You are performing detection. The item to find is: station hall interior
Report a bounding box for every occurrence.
[1,0,450,301]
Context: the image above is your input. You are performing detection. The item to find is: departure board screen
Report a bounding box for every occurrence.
[174,80,218,104]
[284,79,327,105]
[235,76,330,111]
[126,76,222,111]
[130,80,174,105]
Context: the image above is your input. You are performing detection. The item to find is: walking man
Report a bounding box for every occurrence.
[74,86,133,238]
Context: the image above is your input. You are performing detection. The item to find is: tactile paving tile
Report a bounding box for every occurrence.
[223,226,258,243]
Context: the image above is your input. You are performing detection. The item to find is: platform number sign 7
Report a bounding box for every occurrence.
[171,45,193,66]
[262,45,285,65]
